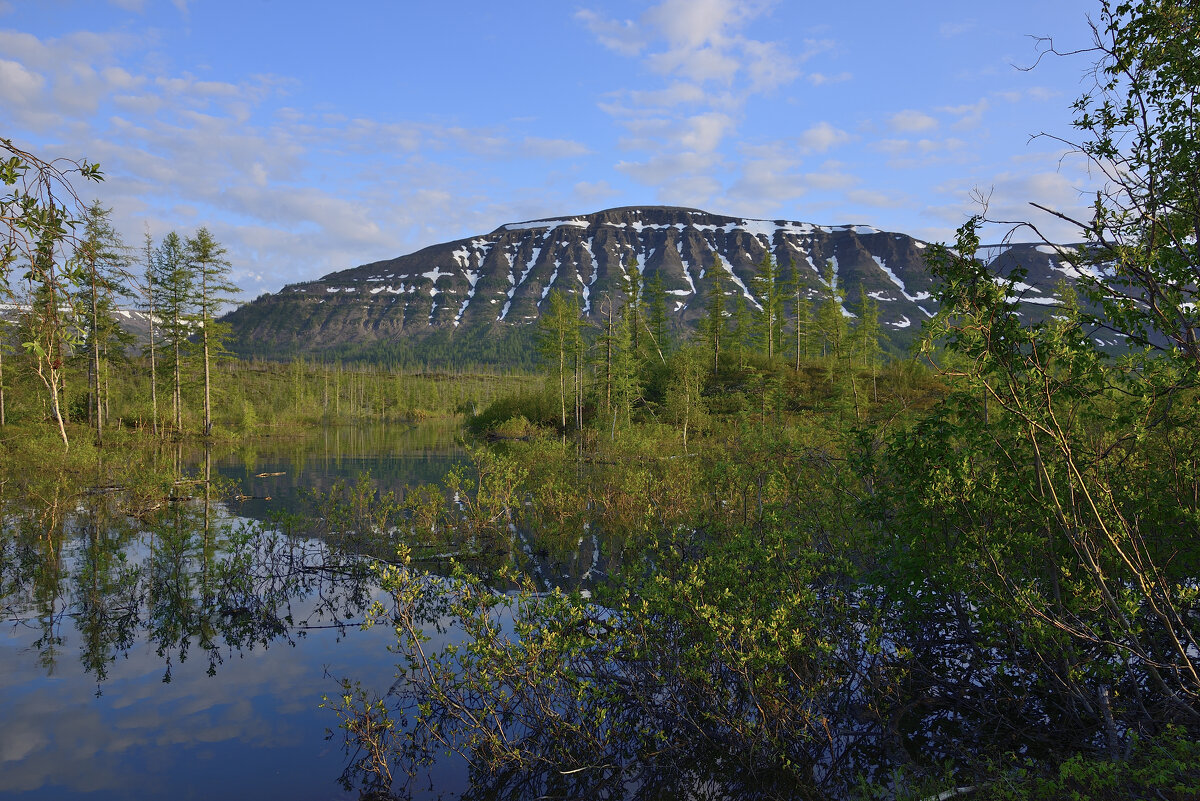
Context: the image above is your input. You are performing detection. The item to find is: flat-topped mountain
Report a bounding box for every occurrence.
[223,206,1091,365]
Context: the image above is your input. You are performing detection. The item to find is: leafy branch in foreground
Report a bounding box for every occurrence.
[2,138,103,448]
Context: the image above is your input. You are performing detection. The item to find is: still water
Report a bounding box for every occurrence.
[0,423,472,800]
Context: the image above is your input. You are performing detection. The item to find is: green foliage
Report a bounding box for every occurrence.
[751,251,783,360]
[325,411,893,798]
[537,289,583,431]
[467,385,559,437]
[663,343,708,450]
[874,217,1200,767]
[1064,1,1200,365]
[321,7,1200,798]
[787,259,815,367]
[186,226,239,436]
[704,256,726,372]
[955,728,1200,801]
[1,139,104,448]
[644,270,671,359]
[74,201,134,443]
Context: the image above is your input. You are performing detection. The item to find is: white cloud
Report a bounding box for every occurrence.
[581,0,796,92]
[939,21,975,38]
[798,121,850,153]
[888,109,938,133]
[872,138,911,156]
[572,179,619,206]
[627,82,707,108]
[802,168,858,191]
[797,37,836,63]
[645,45,740,85]
[0,58,43,105]
[938,98,989,129]
[575,9,646,57]
[996,86,1059,104]
[679,111,735,153]
[725,146,806,209]
[922,164,1095,245]
[519,137,592,159]
[846,188,909,208]
[0,27,629,298]
[616,150,724,205]
[582,0,806,219]
[740,37,799,92]
[874,136,973,170]
[643,0,748,51]
[807,71,851,86]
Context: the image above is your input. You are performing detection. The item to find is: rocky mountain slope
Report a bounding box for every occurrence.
[223,206,1097,364]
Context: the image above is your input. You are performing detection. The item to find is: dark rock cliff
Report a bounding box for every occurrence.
[223,206,1094,363]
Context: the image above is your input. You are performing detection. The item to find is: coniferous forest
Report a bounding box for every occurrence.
[3,3,1200,800]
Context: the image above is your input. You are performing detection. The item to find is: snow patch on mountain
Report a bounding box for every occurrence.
[505,218,589,232]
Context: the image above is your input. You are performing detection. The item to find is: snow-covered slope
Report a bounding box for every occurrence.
[223,206,1086,359]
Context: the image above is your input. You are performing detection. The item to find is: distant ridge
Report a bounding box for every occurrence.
[221,206,1094,366]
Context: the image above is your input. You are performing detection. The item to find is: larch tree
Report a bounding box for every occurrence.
[704,257,726,373]
[153,231,192,433]
[644,270,670,363]
[619,256,642,357]
[789,265,813,369]
[186,227,238,437]
[751,251,783,361]
[538,289,582,431]
[74,201,132,446]
[139,228,160,435]
[816,260,848,364]
[851,283,883,402]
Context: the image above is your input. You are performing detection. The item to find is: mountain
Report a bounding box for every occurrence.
[222,206,1098,366]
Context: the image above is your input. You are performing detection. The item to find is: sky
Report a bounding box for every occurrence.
[1,0,1107,300]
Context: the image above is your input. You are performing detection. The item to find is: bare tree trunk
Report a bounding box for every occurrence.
[173,332,181,432]
[149,328,157,435]
[202,318,212,436]
[90,261,102,447]
[103,343,110,424]
[795,290,802,371]
[34,364,69,449]
[605,303,613,416]
[559,338,567,430]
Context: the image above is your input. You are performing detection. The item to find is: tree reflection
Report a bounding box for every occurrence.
[0,460,380,691]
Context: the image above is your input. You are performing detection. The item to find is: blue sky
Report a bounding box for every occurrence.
[2,0,1104,299]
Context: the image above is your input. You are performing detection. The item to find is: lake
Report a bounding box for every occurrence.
[0,423,483,800]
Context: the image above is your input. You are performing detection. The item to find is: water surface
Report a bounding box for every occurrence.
[0,423,468,800]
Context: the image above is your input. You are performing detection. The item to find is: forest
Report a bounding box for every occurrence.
[2,1,1199,799]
